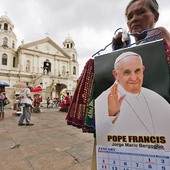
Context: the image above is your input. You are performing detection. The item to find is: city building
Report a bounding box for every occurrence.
[0,14,79,106]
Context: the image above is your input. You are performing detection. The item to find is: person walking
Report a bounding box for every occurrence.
[18,86,34,126]
[0,92,5,120]
[2,93,10,120]
[65,92,71,112]
[46,97,50,108]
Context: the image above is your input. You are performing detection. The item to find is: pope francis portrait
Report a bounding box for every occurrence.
[95,51,170,150]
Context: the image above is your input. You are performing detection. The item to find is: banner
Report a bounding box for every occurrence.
[95,40,170,169]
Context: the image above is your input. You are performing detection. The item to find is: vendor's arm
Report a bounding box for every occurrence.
[156,27,170,65]
[151,27,170,46]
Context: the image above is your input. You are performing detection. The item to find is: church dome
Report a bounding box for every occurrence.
[63,35,75,46]
[0,14,14,26]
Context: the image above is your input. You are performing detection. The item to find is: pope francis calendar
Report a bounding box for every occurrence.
[95,40,170,169]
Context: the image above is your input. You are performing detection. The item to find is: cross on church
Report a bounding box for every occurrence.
[45,32,49,37]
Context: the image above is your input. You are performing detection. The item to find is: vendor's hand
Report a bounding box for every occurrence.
[108,82,126,116]
[112,32,126,50]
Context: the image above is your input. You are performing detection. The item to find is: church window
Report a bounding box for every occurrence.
[67,44,69,48]
[72,54,75,60]
[3,37,8,46]
[4,23,8,30]
[73,66,76,75]
[71,43,73,48]
[2,53,7,65]
[12,41,15,49]
[13,57,16,67]
[62,66,66,76]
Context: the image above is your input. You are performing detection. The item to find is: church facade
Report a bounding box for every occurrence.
[0,14,79,104]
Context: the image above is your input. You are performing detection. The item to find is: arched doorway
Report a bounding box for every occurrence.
[55,83,67,98]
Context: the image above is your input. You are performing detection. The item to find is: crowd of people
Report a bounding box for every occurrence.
[0,83,72,126]
[13,90,72,115]
[46,92,72,112]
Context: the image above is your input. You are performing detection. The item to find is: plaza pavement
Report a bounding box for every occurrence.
[0,108,94,170]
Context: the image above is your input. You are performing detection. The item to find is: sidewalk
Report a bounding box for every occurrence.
[0,108,94,170]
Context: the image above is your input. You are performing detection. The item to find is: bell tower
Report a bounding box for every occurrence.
[0,13,17,49]
[63,35,77,61]
[0,13,17,69]
[62,35,79,87]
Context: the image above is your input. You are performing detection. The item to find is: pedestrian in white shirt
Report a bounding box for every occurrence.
[18,86,34,126]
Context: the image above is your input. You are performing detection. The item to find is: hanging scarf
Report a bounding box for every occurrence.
[66,59,94,132]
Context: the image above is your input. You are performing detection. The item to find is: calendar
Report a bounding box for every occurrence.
[97,146,170,170]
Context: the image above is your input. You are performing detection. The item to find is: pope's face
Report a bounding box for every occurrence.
[113,55,145,94]
[126,0,157,40]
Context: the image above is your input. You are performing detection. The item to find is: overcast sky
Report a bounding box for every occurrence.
[0,0,169,73]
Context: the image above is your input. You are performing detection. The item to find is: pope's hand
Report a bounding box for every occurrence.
[108,82,126,116]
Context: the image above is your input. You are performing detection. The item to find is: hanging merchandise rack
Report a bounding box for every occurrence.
[92,27,161,58]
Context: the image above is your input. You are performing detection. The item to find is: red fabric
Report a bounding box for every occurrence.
[61,101,66,109]
[65,96,71,105]
[65,59,94,129]
[31,87,42,92]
